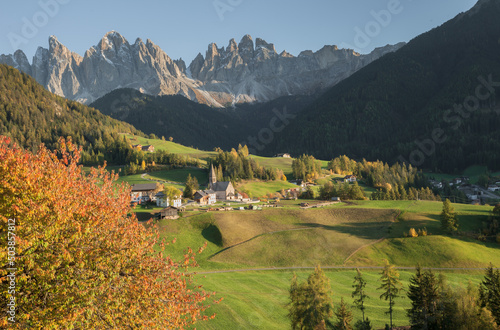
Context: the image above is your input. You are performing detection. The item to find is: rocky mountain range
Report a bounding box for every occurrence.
[0,32,404,106]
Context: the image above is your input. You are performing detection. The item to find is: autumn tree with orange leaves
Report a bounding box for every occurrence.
[0,137,215,329]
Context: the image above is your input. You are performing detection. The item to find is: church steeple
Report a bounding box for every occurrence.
[209,163,217,187]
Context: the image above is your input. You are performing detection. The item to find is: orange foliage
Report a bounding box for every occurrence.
[0,137,214,328]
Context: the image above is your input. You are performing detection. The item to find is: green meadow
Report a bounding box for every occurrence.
[141,200,500,328]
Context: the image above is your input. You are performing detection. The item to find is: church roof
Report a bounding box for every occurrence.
[211,181,232,192]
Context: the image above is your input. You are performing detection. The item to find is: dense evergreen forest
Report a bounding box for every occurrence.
[91,88,314,152]
[0,64,144,164]
[270,0,500,172]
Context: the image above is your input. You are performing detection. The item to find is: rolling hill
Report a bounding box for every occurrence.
[151,200,498,329]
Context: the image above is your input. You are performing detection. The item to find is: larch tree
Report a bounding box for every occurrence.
[440,199,458,233]
[288,266,333,329]
[334,297,353,330]
[0,137,215,329]
[352,268,368,322]
[378,260,403,329]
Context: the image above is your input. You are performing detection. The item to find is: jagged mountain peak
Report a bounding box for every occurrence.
[238,35,254,51]
[97,31,129,52]
[280,50,294,58]
[255,38,276,53]
[227,38,238,52]
[1,31,404,107]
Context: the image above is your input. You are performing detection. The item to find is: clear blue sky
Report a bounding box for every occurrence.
[0,0,478,64]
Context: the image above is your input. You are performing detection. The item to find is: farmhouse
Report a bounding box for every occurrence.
[194,190,217,205]
[158,206,179,220]
[208,164,235,200]
[275,153,291,158]
[488,185,500,192]
[142,145,155,153]
[344,175,357,183]
[130,183,162,203]
[155,191,182,208]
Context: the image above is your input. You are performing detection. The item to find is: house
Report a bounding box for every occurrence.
[131,144,142,150]
[488,185,500,192]
[344,175,357,183]
[208,164,235,200]
[142,145,155,153]
[453,178,463,185]
[284,188,300,200]
[429,180,443,189]
[155,191,182,208]
[275,153,291,158]
[290,179,306,188]
[130,183,162,203]
[158,206,179,220]
[194,190,216,205]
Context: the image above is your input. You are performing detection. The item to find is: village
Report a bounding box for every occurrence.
[429,176,500,204]
[128,163,350,220]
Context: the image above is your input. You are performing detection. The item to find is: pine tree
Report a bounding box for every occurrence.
[440,199,458,233]
[334,297,353,330]
[353,318,373,330]
[352,269,369,322]
[378,260,403,329]
[407,266,440,329]
[479,263,500,325]
[183,174,199,199]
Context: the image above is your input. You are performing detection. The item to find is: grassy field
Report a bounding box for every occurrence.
[146,199,498,329]
[156,201,496,269]
[249,155,294,176]
[195,269,486,330]
[123,133,216,160]
[115,173,150,186]
[146,168,208,183]
[236,180,299,198]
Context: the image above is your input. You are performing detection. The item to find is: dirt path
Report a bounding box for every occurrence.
[197,266,494,275]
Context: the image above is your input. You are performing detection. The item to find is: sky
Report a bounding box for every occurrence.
[0,0,478,64]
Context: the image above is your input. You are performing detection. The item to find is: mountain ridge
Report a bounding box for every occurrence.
[0,32,404,106]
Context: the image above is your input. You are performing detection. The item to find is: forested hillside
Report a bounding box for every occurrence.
[0,64,143,164]
[91,88,315,151]
[270,0,500,172]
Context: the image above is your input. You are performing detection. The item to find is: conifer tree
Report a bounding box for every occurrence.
[479,263,500,325]
[407,266,440,329]
[334,297,353,330]
[440,199,458,233]
[352,269,368,322]
[288,266,333,329]
[378,260,403,329]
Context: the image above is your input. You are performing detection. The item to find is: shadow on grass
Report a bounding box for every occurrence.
[202,224,223,247]
[136,213,155,222]
[295,222,391,240]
